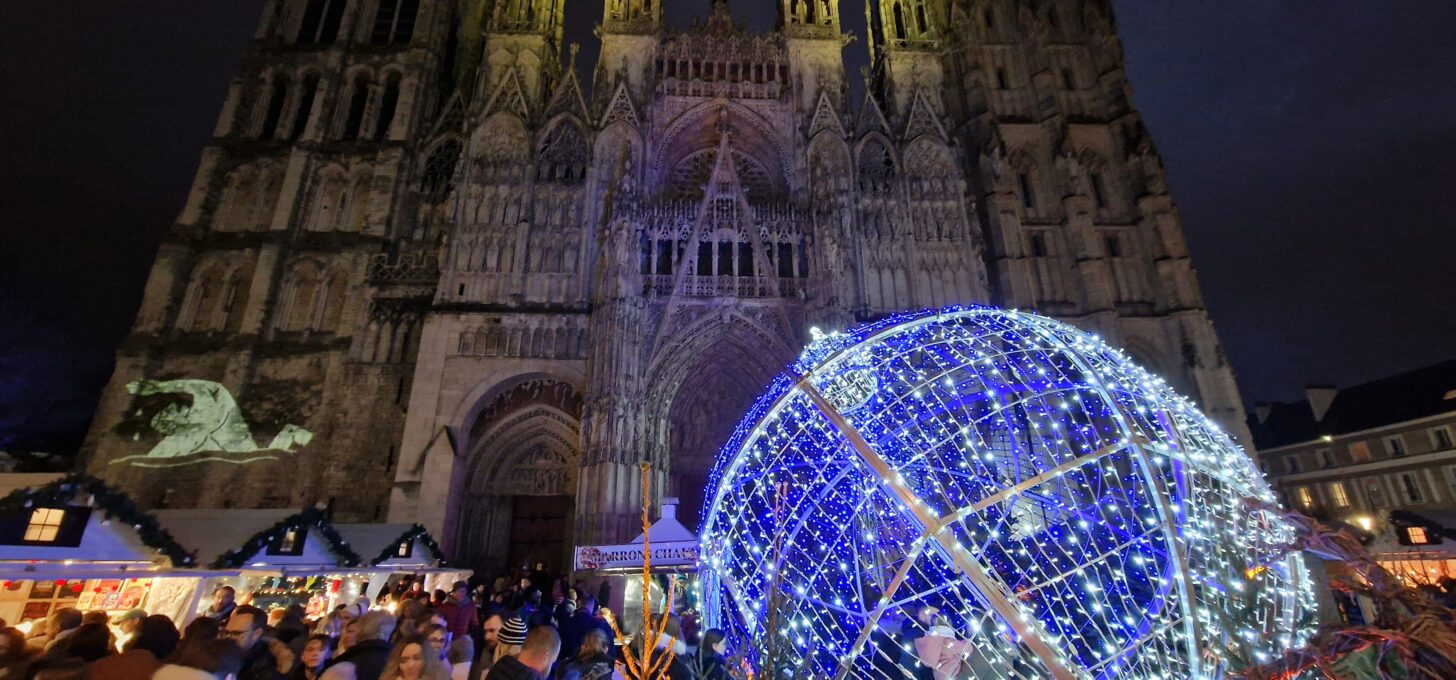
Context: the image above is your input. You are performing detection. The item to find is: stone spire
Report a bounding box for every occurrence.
[704,0,737,35]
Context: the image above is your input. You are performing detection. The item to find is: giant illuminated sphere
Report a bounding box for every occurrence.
[700,307,1315,679]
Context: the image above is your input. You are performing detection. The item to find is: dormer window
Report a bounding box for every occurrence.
[1404,526,1433,545]
[2,507,88,547]
[396,540,414,559]
[25,509,65,542]
[268,526,306,556]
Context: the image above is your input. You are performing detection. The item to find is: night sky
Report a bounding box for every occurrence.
[3,1,1455,456]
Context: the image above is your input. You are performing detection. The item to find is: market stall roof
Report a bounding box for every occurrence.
[333,523,447,569]
[0,474,198,577]
[574,497,700,573]
[0,473,65,498]
[153,507,362,571]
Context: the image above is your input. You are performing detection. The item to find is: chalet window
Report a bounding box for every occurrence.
[1285,455,1301,474]
[1385,435,1407,457]
[1316,448,1335,469]
[1,507,89,547]
[995,67,1009,90]
[25,509,65,543]
[1404,526,1432,545]
[268,526,307,556]
[1018,172,1035,209]
[1349,441,1371,462]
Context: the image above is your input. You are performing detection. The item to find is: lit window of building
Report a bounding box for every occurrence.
[1349,441,1371,462]
[1406,526,1430,545]
[1294,486,1314,509]
[1328,481,1350,508]
[24,508,66,543]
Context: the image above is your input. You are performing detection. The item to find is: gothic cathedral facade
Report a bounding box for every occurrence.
[81,0,1249,573]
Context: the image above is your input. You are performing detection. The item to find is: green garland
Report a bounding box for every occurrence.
[210,506,363,569]
[0,473,197,568]
[370,523,448,567]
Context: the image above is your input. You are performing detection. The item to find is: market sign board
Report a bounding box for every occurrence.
[574,540,700,572]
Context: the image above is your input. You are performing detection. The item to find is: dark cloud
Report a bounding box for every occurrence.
[2,1,1452,455]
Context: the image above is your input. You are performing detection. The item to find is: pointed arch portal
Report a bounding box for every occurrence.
[453,377,583,574]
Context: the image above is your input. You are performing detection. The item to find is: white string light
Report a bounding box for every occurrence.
[699,306,1316,679]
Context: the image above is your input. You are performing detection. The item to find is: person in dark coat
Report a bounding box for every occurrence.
[484,626,559,680]
[557,629,613,680]
[688,629,730,680]
[225,604,293,680]
[323,611,396,680]
[88,614,179,680]
[208,585,239,623]
[556,597,615,663]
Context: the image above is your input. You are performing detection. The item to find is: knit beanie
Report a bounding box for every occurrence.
[499,616,528,646]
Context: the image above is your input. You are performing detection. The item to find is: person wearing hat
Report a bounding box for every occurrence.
[114,608,148,644]
[490,616,527,666]
[484,625,559,680]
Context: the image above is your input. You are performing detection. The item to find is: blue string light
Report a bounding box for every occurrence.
[700,306,1315,678]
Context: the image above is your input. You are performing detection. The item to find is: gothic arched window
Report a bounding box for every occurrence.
[280,264,321,331]
[372,0,420,45]
[309,171,349,232]
[857,138,897,193]
[297,0,346,45]
[319,270,349,331]
[259,74,290,140]
[342,74,371,140]
[346,174,371,232]
[289,74,320,141]
[421,140,462,203]
[373,73,401,141]
[535,123,588,184]
[180,267,225,332]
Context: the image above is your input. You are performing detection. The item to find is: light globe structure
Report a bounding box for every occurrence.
[700,307,1315,679]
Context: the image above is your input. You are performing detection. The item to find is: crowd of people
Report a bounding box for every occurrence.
[0,571,733,680]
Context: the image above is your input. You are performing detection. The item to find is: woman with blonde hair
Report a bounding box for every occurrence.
[379,634,450,680]
[492,616,527,664]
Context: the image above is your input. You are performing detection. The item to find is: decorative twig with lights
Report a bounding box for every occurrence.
[1233,506,1456,679]
[603,463,677,680]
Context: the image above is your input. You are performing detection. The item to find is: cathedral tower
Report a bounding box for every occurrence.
[80,0,457,518]
[83,1,1252,573]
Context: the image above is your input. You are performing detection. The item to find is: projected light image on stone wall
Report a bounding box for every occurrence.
[112,379,312,467]
[700,307,1315,679]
